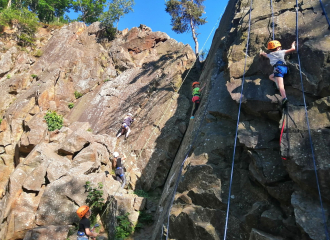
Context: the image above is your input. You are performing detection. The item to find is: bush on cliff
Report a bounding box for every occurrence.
[0,8,39,45]
[44,111,63,131]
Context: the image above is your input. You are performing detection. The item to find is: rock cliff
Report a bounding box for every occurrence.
[153,0,330,239]
[0,22,196,239]
[1,0,330,239]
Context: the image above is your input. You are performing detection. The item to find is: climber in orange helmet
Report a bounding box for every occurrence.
[260,40,296,107]
[190,81,206,119]
[76,205,98,240]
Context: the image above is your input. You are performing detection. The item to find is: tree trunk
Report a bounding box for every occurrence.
[7,0,12,8]
[190,17,199,55]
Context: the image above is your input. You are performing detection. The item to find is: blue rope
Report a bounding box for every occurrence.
[270,0,275,40]
[319,0,330,27]
[295,1,330,239]
[223,0,253,239]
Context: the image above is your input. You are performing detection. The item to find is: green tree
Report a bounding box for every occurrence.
[71,0,106,24]
[165,0,207,55]
[100,0,134,28]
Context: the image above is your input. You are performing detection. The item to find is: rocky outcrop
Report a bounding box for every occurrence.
[0,22,196,239]
[153,0,330,239]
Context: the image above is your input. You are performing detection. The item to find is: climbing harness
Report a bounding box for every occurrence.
[295,0,330,238]
[223,0,252,239]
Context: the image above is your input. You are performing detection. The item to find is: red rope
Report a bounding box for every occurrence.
[280,116,286,160]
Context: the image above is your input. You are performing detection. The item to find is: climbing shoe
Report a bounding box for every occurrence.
[190,116,195,120]
[281,98,288,108]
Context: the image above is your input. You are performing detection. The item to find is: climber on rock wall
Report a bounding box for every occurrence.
[76,205,98,240]
[190,82,206,119]
[260,40,296,108]
[116,113,134,139]
[112,152,126,188]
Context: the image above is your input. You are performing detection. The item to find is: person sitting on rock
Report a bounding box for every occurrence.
[76,205,98,240]
[190,82,206,120]
[260,40,296,107]
[116,113,134,139]
[113,152,126,188]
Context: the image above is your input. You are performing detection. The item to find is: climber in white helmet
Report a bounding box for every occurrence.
[116,113,134,139]
[112,152,126,188]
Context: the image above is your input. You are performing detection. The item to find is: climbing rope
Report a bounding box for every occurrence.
[270,0,275,40]
[319,0,330,27]
[223,0,253,239]
[294,0,330,238]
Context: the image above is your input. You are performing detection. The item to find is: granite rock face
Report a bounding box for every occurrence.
[153,0,330,239]
[0,22,196,239]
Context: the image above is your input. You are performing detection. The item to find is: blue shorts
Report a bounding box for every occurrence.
[273,65,287,78]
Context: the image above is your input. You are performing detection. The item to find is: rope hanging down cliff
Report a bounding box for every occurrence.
[319,0,330,27]
[223,0,253,239]
[294,0,330,238]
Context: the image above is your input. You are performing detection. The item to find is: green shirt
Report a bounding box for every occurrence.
[192,87,200,96]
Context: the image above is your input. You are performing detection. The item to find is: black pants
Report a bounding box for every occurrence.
[192,101,200,116]
[115,169,126,188]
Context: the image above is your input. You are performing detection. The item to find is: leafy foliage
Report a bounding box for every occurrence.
[31,74,38,78]
[134,189,149,198]
[44,111,63,131]
[74,90,83,99]
[85,181,104,224]
[199,48,208,61]
[135,211,153,230]
[115,212,134,239]
[0,118,2,125]
[71,0,106,24]
[0,8,40,45]
[100,0,134,28]
[6,74,10,79]
[68,102,74,109]
[165,0,206,53]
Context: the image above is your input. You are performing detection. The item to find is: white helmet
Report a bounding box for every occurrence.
[127,113,132,116]
[113,152,119,158]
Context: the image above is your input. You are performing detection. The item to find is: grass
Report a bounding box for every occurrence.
[68,103,74,109]
[31,74,38,79]
[74,91,83,99]
[104,79,110,82]
[33,49,43,57]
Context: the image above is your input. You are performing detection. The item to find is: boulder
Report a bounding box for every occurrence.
[291,190,329,240]
[58,127,93,155]
[73,142,109,165]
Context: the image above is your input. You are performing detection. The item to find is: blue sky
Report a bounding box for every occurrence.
[69,0,230,54]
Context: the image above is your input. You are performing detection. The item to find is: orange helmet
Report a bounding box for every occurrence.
[192,82,200,87]
[267,40,281,50]
[76,205,89,219]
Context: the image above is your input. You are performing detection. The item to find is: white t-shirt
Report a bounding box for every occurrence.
[267,50,286,66]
